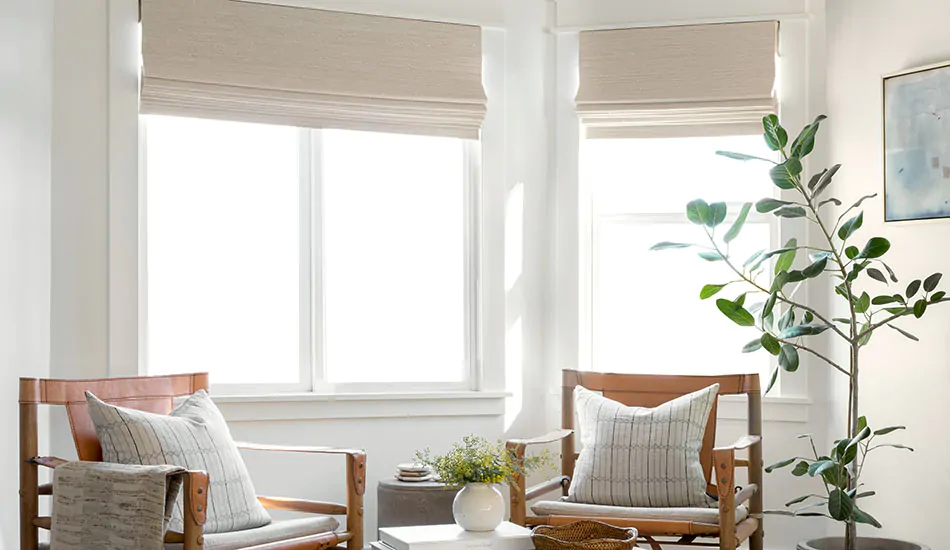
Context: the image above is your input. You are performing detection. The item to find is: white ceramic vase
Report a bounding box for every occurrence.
[452,483,505,531]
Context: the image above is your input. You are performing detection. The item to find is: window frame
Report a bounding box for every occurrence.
[589,203,777,374]
[140,120,482,395]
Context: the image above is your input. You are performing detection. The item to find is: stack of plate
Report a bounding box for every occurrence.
[395,463,435,482]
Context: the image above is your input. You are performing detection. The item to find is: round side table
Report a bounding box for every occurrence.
[377,478,460,531]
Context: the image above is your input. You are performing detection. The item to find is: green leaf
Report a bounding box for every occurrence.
[777,307,796,331]
[765,457,796,473]
[806,170,825,190]
[859,322,872,347]
[780,323,831,338]
[761,333,781,355]
[924,272,943,292]
[857,416,868,432]
[873,426,906,436]
[716,151,776,163]
[874,443,914,451]
[802,257,828,279]
[838,211,864,240]
[686,199,711,225]
[769,158,803,190]
[724,203,752,243]
[907,279,922,298]
[774,238,798,274]
[650,242,694,251]
[882,261,899,283]
[763,114,788,151]
[699,252,724,262]
[803,311,814,323]
[755,198,792,213]
[914,299,928,318]
[744,250,765,269]
[872,295,899,305]
[707,202,727,227]
[845,246,859,259]
[790,115,827,158]
[887,324,919,342]
[852,505,882,528]
[766,365,779,394]
[848,193,879,212]
[811,163,841,199]
[819,197,842,209]
[716,299,756,327]
[791,461,811,477]
[854,292,871,314]
[857,237,891,259]
[762,292,778,319]
[700,284,727,299]
[778,345,800,372]
[807,459,835,477]
[742,339,763,353]
[828,489,854,522]
[932,290,947,302]
[866,268,887,284]
[773,206,808,218]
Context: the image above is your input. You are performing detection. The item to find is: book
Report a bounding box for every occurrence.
[378,522,533,550]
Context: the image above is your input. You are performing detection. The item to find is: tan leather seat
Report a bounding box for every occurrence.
[164,517,339,550]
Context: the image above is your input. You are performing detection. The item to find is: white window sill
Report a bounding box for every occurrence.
[212,391,510,422]
[717,394,811,424]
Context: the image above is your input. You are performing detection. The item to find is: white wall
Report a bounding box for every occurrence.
[825,0,950,546]
[5,0,834,547]
[0,0,53,546]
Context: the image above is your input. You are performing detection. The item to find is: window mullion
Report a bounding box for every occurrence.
[309,129,326,388]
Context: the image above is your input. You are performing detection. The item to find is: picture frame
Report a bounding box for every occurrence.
[882,60,950,222]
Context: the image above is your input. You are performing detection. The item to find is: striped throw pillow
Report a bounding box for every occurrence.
[567,384,719,508]
[86,390,271,534]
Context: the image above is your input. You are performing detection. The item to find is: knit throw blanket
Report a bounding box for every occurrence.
[51,461,186,550]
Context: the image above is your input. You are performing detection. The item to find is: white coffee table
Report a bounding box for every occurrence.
[373,521,533,550]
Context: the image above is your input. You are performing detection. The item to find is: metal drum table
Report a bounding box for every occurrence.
[376,478,460,534]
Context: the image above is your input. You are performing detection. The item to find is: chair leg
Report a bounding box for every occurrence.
[20,402,39,550]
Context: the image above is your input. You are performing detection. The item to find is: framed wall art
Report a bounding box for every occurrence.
[883,61,950,222]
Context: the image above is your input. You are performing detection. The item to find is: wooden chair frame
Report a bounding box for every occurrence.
[507,370,764,550]
[19,374,365,550]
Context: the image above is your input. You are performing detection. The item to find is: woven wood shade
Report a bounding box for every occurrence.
[577,21,778,138]
[141,0,487,138]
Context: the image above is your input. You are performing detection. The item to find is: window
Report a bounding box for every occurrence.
[144,115,478,392]
[584,134,775,376]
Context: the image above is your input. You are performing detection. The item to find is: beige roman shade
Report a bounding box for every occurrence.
[140,0,487,139]
[577,21,778,138]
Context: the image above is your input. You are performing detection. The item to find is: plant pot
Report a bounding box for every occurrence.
[798,538,930,550]
[452,483,505,531]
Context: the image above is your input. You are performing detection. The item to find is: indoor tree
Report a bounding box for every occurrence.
[651,114,945,550]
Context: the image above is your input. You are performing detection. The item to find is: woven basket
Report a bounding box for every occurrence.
[530,521,638,550]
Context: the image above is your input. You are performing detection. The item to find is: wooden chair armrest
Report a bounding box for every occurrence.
[714,434,761,453]
[236,440,367,549]
[257,495,347,516]
[28,456,69,469]
[525,475,571,501]
[505,430,573,449]
[235,442,364,457]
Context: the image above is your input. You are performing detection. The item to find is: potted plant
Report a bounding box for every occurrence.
[651,114,939,550]
[416,435,550,532]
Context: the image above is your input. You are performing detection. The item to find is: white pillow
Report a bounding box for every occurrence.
[568,384,719,509]
[86,390,271,534]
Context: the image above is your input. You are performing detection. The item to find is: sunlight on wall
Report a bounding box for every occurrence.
[505,182,524,292]
[505,317,523,431]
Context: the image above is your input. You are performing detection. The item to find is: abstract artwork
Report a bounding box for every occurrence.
[884,62,950,221]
